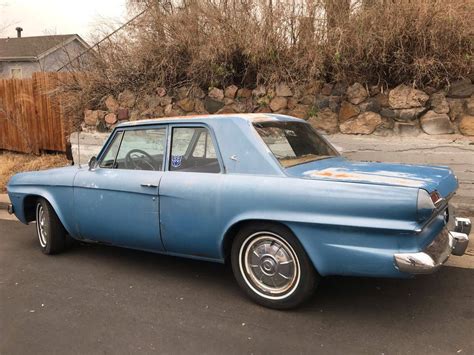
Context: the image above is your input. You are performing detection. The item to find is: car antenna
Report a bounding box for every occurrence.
[77,131,81,168]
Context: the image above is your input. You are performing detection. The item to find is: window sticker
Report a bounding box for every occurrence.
[171,155,183,168]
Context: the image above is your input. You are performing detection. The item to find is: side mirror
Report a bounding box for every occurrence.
[88,156,98,170]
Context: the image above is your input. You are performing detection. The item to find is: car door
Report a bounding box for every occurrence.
[74,126,167,251]
[159,125,225,260]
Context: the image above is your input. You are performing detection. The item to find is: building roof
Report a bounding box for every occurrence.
[0,34,89,61]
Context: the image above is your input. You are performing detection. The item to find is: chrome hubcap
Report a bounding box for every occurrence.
[240,232,300,299]
[36,204,47,247]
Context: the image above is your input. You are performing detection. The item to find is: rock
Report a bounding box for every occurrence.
[96,120,108,133]
[275,82,292,97]
[157,95,171,107]
[328,96,341,112]
[338,101,359,122]
[208,87,224,101]
[164,104,173,116]
[308,108,339,134]
[117,108,129,120]
[305,81,323,95]
[190,87,205,99]
[447,98,464,121]
[255,106,272,113]
[466,97,474,115]
[358,98,381,113]
[369,85,380,96]
[375,92,389,107]
[430,92,449,114]
[118,90,136,108]
[177,98,195,112]
[424,86,437,95]
[346,83,368,105]
[394,122,421,136]
[331,82,347,96]
[104,113,117,125]
[237,88,252,99]
[287,97,298,110]
[420,111,454,135]
[252,85,266,97]
[300,95,315,105]
[194,100,208,114]
[269,97,288,111]
[224,85,238,99]
[315,96,330,109]
[459,115,474,136]
[388,84,429,109]
[156,87,167,97]
[217,106,237,114]
[394,108,426,121]
[339,112,382,134]
[288,104,309,119]
[378,116,395,130]
[130,110,140,121]
[104,95,119,112]
[176,87,190,100]
[204,97,224,113]
[380,108,396,119]
[447,79,474,98]
[321,83,333,96]
[144,95,161,110]
[84,110,105,126]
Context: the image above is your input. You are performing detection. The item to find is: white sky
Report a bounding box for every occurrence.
[0,0,128,44]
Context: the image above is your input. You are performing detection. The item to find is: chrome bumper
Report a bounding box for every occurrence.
[394,217,470,274]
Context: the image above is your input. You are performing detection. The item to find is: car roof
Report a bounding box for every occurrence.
[117,113,304,128]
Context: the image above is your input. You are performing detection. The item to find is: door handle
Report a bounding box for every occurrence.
[140,183,158,188]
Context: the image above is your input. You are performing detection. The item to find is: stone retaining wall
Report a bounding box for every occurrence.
[81,79,474,137]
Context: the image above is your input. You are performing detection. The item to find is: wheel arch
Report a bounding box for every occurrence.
[19,192,75,237]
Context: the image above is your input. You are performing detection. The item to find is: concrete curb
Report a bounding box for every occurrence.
[0,194,10,210]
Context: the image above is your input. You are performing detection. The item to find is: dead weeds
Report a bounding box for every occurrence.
[0,152,70,193]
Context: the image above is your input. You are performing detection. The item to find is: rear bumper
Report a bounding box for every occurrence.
[394,217,470,274]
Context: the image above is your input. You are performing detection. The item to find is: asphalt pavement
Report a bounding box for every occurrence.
[1,219,473,355]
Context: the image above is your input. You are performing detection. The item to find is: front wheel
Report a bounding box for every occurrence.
[35,198,68,255]
[231,223,319,309]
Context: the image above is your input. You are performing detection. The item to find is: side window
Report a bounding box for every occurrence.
[170,127,220,173]
[100,128,166,171]
[99,131,123,168]
[192,130,217,159]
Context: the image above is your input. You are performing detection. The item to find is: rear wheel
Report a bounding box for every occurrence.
[35,198,67,254]
[231,223,319,309]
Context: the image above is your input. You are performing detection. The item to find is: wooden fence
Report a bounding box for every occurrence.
[0,72,71,154]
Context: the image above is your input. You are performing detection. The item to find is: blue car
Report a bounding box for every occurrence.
[7,114,471,309]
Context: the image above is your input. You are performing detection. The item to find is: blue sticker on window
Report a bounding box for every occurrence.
[171,155,183,168]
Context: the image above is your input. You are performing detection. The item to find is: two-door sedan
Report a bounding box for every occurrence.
[7,113,471,309]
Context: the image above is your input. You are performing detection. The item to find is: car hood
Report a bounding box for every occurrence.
[7,165,78,188]
[285,157,458,198]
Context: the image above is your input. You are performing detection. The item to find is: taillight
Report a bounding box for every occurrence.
[430,191,442,206]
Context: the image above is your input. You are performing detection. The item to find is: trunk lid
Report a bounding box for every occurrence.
[285,157,458,198]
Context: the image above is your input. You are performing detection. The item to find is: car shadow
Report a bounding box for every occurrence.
[66,241,473,318]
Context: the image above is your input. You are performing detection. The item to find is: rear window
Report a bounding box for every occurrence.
[253,121,338,168]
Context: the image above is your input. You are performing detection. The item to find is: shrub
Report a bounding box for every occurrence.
[66,0,473,106]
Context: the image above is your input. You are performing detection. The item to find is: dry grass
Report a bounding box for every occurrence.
[0,152,69,193]
[64,0,472,112]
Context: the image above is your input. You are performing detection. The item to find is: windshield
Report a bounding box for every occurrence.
[253,121,338,168]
